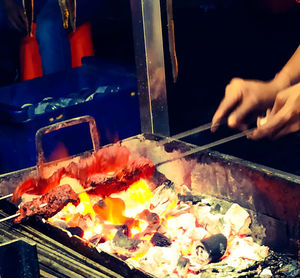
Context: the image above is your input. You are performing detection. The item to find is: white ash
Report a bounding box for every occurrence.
[92,192,270,277]
[96,240,113,254]
[166,213,196,234]
[184,227,209,242]
[259,267,273,278]
[223,203,251,236]
[224,237,269,264]
[150,183,178,216]
[138,245,181,277]
[164,203,191,218]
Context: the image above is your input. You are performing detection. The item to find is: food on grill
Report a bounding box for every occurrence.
[66,144,130,183]
[14,184,80,223]
[3,134,298,278]
[11,168,66,202]
[11,144,132,202]
[85,157,156,196]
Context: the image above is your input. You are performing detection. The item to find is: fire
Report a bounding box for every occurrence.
[93,197,126,224]
[130,219,148,236]
[112,179,153,218]
[46,166,269,278]
[126,179,153,204]
[78,192,96,217]
[82,224,103,240]
[48,177,155,242]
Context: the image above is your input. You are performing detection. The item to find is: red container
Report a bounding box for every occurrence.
[20,22,94,81]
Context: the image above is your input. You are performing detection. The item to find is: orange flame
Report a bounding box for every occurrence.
[49,178,155,241]
[93,197,127,224]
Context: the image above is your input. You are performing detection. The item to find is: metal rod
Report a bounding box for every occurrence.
[0,193,13,201]
[80,187,95,194]
[0,186,99,223]
[156,128,254,167]
[159,121,225,145]
[0,203,48,223]
[167,122,212,141]
[0,212,20,223]
[0,128,251,222]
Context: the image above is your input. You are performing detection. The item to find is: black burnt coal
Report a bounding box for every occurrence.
[178,193,202,204]
[67,227,84,237]
[150,232,172,247]
[177,256,189,268]
[113,229,141,251]
[137,209,159,225]
[200,233,227,262]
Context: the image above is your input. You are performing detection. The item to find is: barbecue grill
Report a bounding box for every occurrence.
[0,116,299,277]
[0,1,299,276]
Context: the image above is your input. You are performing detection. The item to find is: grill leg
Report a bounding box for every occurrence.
[0,239,40,278]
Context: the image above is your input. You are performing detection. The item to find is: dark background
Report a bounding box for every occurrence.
[0,0,300,175]
[168,0,300,175]
[170,0,300,133]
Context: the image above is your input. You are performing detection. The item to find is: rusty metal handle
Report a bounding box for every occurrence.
[35,115,100,175]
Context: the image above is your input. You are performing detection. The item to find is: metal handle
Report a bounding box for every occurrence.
[35,115,100,175]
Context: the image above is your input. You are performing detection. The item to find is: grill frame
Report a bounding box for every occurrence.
[0,132,299,277]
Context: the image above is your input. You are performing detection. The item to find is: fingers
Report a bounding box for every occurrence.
[270,92,287,115]
[211,79,243,132]
[249,103,294,140]
[211,99,231,132]
[227,98,256,129]
[248,117,284,140]
[272,120,300,138]
[249,86,300,140]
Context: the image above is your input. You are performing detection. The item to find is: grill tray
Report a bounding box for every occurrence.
[0,133,299,277]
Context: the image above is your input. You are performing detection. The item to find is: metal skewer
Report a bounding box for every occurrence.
[0,126,252,222]
[0,213,21,222]
[0,186,94,203]
[164,122,212,141]
[0,187,95,223]
[159,121,224,145]
[156,128,254,167]
[0,203,48,223]
[0,193,13,201]
[0,123,217,202]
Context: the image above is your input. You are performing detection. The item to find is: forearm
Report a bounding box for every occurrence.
[274,45,300,89]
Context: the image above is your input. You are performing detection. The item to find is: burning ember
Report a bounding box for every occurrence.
[9,143,276,278]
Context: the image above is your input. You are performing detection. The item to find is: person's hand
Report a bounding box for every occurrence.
[2,0,28,33]
[211,77,282,131]
[249,83,300,139]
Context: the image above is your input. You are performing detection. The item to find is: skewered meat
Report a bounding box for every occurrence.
[14,184,80,224]
[66,143,130,183]
[85,157,156,196]
[12,168,66,203]
[12,144,130,202]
